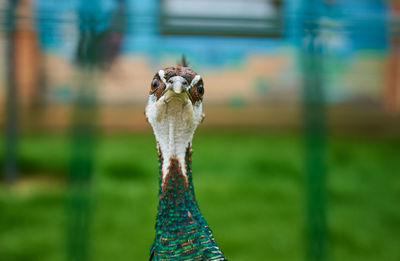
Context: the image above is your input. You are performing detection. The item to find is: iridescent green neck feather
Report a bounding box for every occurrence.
[149,147,226,261]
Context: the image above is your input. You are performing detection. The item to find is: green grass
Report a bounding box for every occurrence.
[0,130,399,261]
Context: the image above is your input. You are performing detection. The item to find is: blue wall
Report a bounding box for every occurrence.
[34,0,389,66]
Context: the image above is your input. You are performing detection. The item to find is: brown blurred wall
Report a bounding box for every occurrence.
[385,1,400,115]
[14,0,41,107]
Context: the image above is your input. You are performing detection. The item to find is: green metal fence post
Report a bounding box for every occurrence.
[66,27,98,261]
[300,1,327,261]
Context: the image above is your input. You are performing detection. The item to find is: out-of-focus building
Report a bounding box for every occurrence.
[0,0,398,130]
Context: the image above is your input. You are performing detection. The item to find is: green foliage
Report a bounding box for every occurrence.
[0,131,399,261]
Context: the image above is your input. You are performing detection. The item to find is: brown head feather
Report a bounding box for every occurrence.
[150,57,204,103]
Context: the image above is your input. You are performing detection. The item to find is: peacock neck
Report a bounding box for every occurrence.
[151,146,226,260]
[156,145,197,213]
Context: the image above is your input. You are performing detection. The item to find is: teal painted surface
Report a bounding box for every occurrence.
[33,0,388,66]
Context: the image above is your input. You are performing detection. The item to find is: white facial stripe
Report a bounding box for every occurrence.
[189,75,201,89]
[158,70,167,85]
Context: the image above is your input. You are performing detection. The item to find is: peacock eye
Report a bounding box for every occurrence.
[196,80,204,95]
[151,79,160,90]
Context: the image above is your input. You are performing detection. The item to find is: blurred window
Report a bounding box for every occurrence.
[160,0,283,37]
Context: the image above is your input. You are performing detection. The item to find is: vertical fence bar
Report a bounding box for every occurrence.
[3,0,18,183]
[300,1,327,261]
[66,70,97,261]
[66,66,97,261]
[66,0,125,257]
[66,20,99,261]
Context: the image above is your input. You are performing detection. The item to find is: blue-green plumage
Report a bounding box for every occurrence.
[149,149,226,260]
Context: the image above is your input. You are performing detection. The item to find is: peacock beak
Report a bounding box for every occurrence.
[167,76,189,94]
[172,81,183,94]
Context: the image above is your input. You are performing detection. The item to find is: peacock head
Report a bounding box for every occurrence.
[145,59,205,179]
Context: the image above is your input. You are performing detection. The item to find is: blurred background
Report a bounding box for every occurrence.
[0,0,399,260]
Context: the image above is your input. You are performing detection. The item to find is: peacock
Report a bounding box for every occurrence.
[145,58,227,260]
